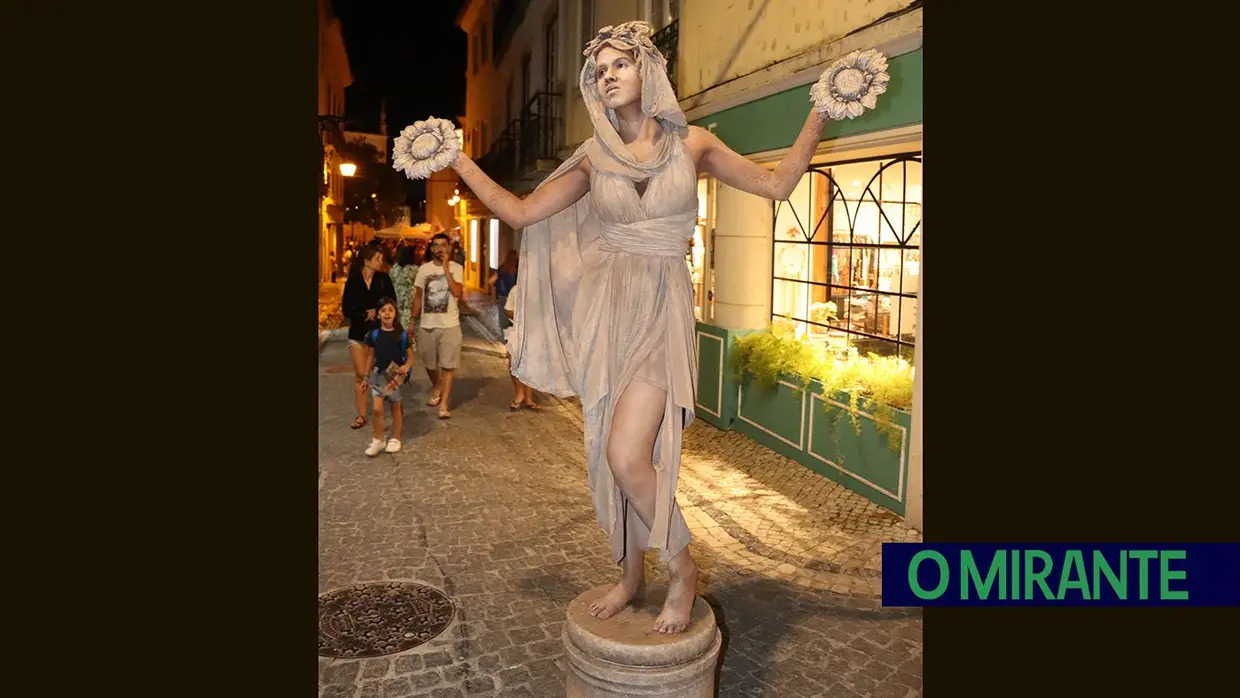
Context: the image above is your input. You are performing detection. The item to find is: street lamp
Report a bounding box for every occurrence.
[339,161,358,244]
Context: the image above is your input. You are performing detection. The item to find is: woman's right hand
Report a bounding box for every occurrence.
[451,152,589,230]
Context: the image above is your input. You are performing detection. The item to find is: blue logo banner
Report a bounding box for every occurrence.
[881,543,1240,607]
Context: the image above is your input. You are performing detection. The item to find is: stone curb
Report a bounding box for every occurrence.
[319,327,347,343]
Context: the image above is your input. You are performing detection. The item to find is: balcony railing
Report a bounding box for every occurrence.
[318,115,348,198]
[652,20,679,96]
[318,115,347,150]
[476,91,564,189]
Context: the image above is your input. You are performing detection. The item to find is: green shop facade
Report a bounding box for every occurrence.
[685,48,923,524]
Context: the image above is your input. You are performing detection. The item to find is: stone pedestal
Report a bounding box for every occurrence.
[563,584,722,698]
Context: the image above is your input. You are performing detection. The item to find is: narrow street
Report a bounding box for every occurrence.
[318,296,923,697]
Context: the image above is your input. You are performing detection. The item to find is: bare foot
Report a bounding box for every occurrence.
[653,560,699,634]
[588,576,645,620]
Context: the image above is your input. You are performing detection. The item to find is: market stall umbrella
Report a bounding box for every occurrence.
[375,223,433,240]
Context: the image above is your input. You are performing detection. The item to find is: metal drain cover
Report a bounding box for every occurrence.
[318,582,455,658]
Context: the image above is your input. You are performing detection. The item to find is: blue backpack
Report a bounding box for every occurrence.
[368,328,409,365]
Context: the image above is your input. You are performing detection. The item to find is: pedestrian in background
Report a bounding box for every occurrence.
[361,297,414,456]
[390,246,418,330]
[503,283,540,411]
[412,233,465,420]
[486,250,519,333]
[342,246,395,429]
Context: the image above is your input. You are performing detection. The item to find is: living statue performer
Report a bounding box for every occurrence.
[392,22,891,633]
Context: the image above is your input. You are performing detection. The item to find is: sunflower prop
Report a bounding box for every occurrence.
[810,49,890,120]
[392,117,460,180]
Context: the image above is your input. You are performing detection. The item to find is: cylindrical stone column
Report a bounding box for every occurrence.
[710,184,774,331]
[563,584,722,697]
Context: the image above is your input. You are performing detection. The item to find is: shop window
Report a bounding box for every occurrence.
[488,218,500,270]
[469,218,480,266]
[688,176,710,321]
[772,154,921,360]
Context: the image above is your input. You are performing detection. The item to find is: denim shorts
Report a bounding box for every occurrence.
[369,367,406,404]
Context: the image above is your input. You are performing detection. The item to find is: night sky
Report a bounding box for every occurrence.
[334,0,467,212]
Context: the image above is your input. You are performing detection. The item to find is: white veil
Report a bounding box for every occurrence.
[508,21,687,396]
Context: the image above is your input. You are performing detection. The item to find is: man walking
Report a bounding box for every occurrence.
[412,232,465,420]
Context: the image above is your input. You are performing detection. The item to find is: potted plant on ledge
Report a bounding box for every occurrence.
[729,319,915,516]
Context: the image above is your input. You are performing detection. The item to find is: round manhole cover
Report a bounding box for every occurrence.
[318,583,455,658]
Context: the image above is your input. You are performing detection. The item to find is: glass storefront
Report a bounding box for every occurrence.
[689,176,710,321]
[772,153,921,360]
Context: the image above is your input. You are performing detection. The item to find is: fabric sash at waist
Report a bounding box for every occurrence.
[597,211,696,258]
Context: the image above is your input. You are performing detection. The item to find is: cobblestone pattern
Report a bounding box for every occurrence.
[319,320,922,697]
[460,291,504,344]
[677,429,921,598]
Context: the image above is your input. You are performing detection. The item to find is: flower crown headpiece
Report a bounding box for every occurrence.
[582,20,660,63]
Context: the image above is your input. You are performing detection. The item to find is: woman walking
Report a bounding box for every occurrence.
[341,246,396,429]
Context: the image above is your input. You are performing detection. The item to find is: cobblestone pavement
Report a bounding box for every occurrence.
[319,313,923,697]
[459,291,504,343]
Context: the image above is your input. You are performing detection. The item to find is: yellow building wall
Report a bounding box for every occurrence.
[680,0,914,96]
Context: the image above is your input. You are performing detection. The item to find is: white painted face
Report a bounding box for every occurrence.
[594,46,642,110]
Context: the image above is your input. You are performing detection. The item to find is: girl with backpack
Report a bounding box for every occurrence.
[361,297,415,456]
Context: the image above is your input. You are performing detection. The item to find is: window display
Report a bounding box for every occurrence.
[773,169,832,339]
[771,154,920,359]
[689,177,711,321]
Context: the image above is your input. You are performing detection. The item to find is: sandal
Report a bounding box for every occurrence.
[350,415,367,429]
[438,410,451,420]
[523,402,542,411]
[509,400,525,411]
[427,394,442,407]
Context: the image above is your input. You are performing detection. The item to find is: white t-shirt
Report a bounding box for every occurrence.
[414,261,465,329]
